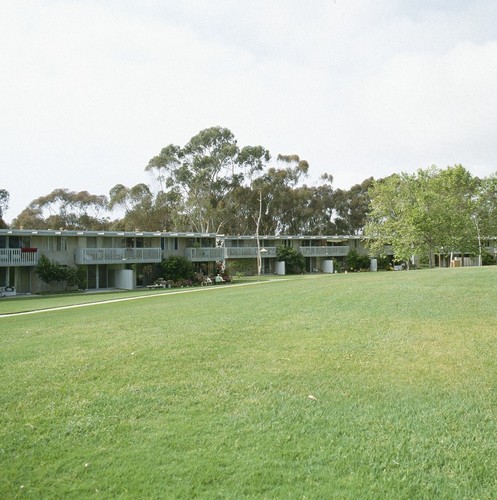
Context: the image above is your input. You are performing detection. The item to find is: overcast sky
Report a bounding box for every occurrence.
[2,0,497,222]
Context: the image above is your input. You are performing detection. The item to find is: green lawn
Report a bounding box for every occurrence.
[1,269,496,498]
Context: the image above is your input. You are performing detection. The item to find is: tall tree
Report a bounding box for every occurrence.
[144,127,272,233]
[175,126,240,233]
[251,155,310,235]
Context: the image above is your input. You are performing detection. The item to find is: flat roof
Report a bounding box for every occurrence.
[0,228,363,240]
[0,229,218,238]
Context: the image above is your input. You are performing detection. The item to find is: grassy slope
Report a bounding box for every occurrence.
[1,269,496,498]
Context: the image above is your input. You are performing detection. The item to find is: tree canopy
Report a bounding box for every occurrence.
[364,165,496,266]
[13,189,109,230]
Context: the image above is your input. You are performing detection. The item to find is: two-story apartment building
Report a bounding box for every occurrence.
[0,228,370,294]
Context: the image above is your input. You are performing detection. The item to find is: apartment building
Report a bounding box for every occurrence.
[0,228,369,294]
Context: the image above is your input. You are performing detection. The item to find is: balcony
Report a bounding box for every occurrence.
[185,247,226,262]
[0,248,40,267]
[299,246,350,257]
[75,247,163,265]
[225,247,277,259]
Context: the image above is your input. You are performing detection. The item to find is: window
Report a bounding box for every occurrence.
[56,237,67,251]
[161,238,178,250]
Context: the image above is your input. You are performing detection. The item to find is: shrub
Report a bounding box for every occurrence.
[346,249,370,271]
[161,256,194,282]
[36,255,85,291]
[276,246,305,274]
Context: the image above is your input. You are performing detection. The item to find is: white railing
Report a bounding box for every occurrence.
[299,246,350,257]
[0,248,39,266]
[75,247,163,265]
[185,247,226,261]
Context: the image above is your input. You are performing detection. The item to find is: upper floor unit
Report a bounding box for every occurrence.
[0,229,220,267]
[222,234,362,259]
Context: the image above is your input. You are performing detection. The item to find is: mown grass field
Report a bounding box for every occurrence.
[1,268,496,498]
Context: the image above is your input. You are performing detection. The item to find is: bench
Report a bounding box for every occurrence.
[146,283,165,289]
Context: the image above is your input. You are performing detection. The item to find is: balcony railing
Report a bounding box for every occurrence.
[185,247,226,262]
[75,247,163,265]
[225,247,277,259]
[0,248,40,267]
[299,246,350,257]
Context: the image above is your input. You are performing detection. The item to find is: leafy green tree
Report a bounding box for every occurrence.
[365,166,483,267]
[431,165,477,257]
[276,246,305,274]
[365,173,417,262]
[472,173,497,263]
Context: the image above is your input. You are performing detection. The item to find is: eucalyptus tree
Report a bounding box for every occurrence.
[174,126,240,233]
[252,154,311,235]
[311,173,336,234]
[219,144,271,235]
[331,177,374,235]
[145,144,181,194]
[144,127,272,234]
[12,189,109,230]
[108,183,180,231]
[11,207,47,230]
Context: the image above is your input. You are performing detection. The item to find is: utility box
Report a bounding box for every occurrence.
[322,259,334,273]
[275,261,286,275]
[115,269,134,290]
